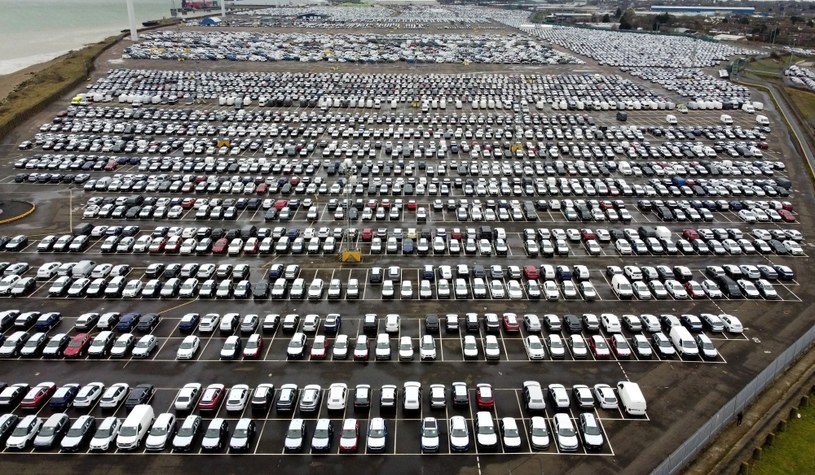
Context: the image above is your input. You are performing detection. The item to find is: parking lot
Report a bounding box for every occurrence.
[0,5,813,475]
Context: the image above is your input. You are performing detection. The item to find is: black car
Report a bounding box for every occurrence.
[253,281,270,300]
[563,314,583,334]
[124,384,155,410]
[34,312,62,332]
[0,383,29,409]
[136,313,160,333]
[0,414,19,445]
[424,314,440,333]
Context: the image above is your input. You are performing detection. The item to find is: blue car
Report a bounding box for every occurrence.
[116,313,140,333]
[49,384,81,410]
[34,312,61,332]
[178,313,200,334]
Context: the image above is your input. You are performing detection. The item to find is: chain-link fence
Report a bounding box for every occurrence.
[652,324,815,474]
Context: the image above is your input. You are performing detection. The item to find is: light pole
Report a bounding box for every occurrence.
[126,0,139,41]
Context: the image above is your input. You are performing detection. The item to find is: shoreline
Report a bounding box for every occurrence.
[0,55,66,104]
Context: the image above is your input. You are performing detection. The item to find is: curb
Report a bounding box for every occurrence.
[0,202,35,225]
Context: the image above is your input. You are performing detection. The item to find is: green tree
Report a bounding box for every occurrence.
[619,8,635,30]
[615,7,622,18]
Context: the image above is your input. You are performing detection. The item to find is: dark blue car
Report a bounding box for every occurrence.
[116,312,141,333]
[34,312,61,332]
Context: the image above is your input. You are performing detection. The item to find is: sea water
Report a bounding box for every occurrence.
[0,0,173,75]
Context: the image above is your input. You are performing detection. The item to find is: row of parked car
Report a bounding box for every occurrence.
[0,379,645,453]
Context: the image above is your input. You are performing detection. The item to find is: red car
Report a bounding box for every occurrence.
[274,199,288,210]
[407,200,417,210]
[198,383,225,411]
[682,229,700,241]
[523,265,539,280]
[476,383,494,409]
[684,281,706,299]
[180,198,196,209]
[20,382,57,410]
[310,336,328,360]
[242,334,264,359]
[64,333,91,358]
[255,183,267,195]
[609,334,631,359]
[211,238,229,254]
[502,313,520,333]
[779,210,796,223]
[580,229,596,241]
[589,335,611,359]
[164,236,182,254]
[361,228,373,242]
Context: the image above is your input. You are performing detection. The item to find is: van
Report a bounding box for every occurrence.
[611,275,633,299]
[616,381,647,416]
[665,114,677,125]
[756,114,770,126]
[720,114,733,125]
[116,404,155,450]
[670,326,698,357]
[71,260,96,278]
[654,226,672,241]
[72,223,94,236]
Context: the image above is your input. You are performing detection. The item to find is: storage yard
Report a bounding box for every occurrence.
[0,5,812,474]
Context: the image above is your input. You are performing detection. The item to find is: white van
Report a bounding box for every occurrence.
[670,326,699,357]
[617,382,647,416]
[720,114,733,125]
[611,275,633,300]
[116,404,154,450]
[665,114,677,125]
[756,114,770,126]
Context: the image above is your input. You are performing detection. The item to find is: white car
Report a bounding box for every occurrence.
[419,335,437,361]
[225,384,250,412]
[525,335,546,360]
[98,383,129,409]
[176,335,200,360]
[484,335,501,360]
[462,335,479,359]
[145,413,176,451]
[131,335,158,358]
[501,417,522,451]
[529,416,550,450]
[89,416,122,452]
[721,314,744,333]
[507,280,524,299]
[73,382,105,409]
[783,240,804,255]
[199,313,220,333]
[449,415,470,452]
[593,384,619,409]
[326,383,348,411]
[173,383,202,411]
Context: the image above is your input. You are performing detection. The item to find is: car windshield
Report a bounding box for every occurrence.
[66,425,86,437]
[477,425,494,435]
[369,428,385,437]
[119,426,138,437]
[287,340,301,349]
[205,427,221,438]
[451,425,467,437]
[46,339,62,348]
[96,426,114,438]
[584,422,601,436]
[531,425,547,437]
[287,427,302,438]
[422,424,438,437]
[233,428,248,438]
[136,340,151,348]
[224,342,235,350]
[150,425,169,436]
[180,341,195,350]
[12,424,33,437]
[341,428,356,438]
[558,426,575,437]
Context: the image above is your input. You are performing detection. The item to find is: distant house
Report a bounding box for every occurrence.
[199,17,222,26]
